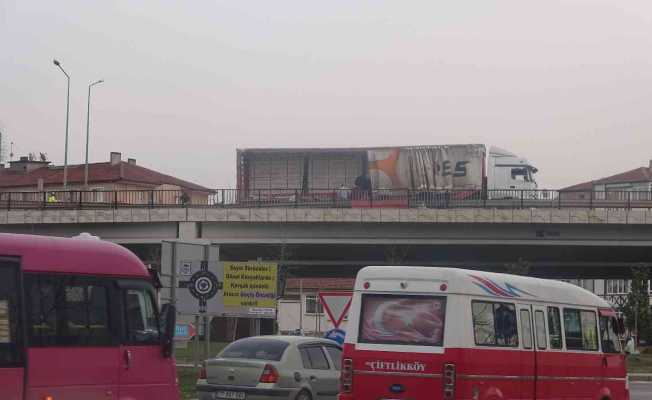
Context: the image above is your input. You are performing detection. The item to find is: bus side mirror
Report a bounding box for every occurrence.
[160,303,176,358]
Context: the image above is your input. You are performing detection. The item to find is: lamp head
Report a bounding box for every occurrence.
[53,59,60,66]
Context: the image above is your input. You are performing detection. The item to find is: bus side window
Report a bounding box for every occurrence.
[472,301,518,347]
[124,288,160,345]
[25,274,113,347]
[520,309,533,349]
[547,307,562,349]
[534,310,547,350]
[599,316,621,354]
[0,261,23,367]
[563,308,598,351]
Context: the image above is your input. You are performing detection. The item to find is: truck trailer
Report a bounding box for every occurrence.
[236,144,538,206]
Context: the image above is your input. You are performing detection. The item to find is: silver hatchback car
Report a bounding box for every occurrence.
[197,335,342,400]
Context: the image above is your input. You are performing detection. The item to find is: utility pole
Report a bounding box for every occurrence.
[53,59,70,188]
[85,79,104,187]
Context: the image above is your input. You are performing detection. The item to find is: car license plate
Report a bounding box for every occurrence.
[215,391,246,400]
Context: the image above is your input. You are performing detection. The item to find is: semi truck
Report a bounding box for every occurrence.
[236,144,538,205]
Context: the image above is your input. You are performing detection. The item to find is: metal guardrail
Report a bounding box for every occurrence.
[0,188,651,210]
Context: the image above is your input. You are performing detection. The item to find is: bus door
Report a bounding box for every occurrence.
[531,305,553,399]
[117,281,177,400]
[517,304,536,400]
[0,258,24,400]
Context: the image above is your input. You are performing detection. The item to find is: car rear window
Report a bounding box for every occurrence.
[359,294,446,346]
[220,338,289,361]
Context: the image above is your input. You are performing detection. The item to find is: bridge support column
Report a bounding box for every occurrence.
[178,222,199,241]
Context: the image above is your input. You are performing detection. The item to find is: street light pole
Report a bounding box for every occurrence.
[85,79,104,188]
[53,59,70,188]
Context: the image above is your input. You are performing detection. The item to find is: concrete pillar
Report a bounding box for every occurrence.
[178,221,199,240]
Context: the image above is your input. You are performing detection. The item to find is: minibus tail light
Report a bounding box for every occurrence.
[259,364,279,383]
[341,358,353,393]
[443,363,455,400]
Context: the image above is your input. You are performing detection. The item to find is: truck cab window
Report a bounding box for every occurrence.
[511,168,529,182]
[125,289,160,345]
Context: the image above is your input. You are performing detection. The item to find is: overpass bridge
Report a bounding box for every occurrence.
[1,188,651,284]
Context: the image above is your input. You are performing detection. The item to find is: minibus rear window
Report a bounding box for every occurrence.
[359,294,446,346]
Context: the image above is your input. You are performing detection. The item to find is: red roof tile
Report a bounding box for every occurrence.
[593,167,652,185]
[560,180,593,191]
[286,278,355,291]
[0,162,211,191]
[560,167,652,191]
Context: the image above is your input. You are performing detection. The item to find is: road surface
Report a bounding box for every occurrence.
[631,381,652,400]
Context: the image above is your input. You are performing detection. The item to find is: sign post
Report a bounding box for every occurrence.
[318,291,353,329]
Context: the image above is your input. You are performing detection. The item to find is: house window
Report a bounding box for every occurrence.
[606,280,631,295]
[577,280,594,292]
[305,295,323,314]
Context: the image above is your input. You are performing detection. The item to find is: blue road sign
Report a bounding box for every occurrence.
[324,328,346,345]
[174,323,196,341]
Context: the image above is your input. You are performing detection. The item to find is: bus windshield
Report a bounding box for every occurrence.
[358,294,446,346]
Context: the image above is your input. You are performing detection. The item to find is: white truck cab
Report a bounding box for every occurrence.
[487,146,538,193]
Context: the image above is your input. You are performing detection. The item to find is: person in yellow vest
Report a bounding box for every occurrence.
[47,192,58,203]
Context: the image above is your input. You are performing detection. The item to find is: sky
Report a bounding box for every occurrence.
[1,0,652,189]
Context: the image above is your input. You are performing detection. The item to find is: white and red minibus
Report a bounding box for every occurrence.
[0,233,178,400]
[340,266,628,400]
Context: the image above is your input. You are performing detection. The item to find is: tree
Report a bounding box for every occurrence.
[622,266,652,342]
[384,245,411,265]
[504,258,533,276]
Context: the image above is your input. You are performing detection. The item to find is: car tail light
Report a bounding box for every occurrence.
[259,364,279,383]
[443,363,455,400]
[199,366,207,380]
[341,358,353,393]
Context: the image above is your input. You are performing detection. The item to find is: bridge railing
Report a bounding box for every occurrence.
[0,188,651,210]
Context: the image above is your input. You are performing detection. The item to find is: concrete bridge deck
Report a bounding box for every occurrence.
[3,206,652,225]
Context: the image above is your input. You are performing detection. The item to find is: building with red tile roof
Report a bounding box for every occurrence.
[560,160,652,201]
[0,152,211,205]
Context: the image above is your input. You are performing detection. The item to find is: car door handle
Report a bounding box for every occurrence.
[310,375,317,382]
[124,349,132,370]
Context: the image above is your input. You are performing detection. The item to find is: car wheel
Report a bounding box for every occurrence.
[295,390,312,400]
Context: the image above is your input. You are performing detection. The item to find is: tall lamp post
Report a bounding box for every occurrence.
[85,79,104,187]
[53,59,70,188]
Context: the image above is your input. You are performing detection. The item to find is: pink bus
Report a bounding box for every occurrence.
[0,233,178,400]
[340,266,628,400]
